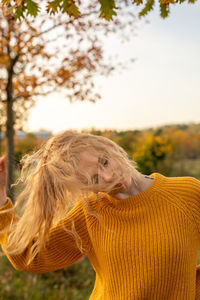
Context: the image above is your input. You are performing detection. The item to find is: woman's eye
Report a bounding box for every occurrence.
[103,159,108,167]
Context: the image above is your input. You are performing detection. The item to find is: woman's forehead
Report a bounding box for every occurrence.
[79,150,99,167]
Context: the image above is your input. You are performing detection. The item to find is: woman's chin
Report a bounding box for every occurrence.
[108,185,125,196]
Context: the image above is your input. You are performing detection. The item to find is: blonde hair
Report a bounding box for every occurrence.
[1,131,140,264]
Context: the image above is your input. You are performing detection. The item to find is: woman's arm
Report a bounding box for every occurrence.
[0,199,90,274]
[0,156,91,273]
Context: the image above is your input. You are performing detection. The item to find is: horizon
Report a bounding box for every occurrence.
[9,121,200,135]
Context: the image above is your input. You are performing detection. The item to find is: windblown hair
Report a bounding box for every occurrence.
[1,131,140,264]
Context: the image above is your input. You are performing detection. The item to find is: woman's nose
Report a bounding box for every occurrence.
[99,170,113,183]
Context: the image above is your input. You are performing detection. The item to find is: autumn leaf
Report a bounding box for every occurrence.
[1,0,199,20]
[98,0,117,21]
[47,0,61,14]
[61,0,80,17]
[26,0,40,17]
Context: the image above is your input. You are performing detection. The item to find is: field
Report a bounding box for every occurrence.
[0,256,95,300]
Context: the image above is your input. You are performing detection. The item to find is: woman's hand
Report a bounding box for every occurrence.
[0,156,7,207]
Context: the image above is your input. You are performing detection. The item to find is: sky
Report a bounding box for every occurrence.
[27,1,200,134]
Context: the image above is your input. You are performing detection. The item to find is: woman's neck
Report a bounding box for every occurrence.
[115,173,154,200]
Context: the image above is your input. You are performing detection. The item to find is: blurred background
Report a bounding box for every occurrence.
[0,0,200,299]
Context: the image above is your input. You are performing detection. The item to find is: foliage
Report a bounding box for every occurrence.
[133,134,173,174]
[0,255,95,300]
[1,0,198,20]
[0,2,136,200]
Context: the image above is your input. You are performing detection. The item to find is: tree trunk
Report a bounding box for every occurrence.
[6,68,15,202]
[0,125,2,157]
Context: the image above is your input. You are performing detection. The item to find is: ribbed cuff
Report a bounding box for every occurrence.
[196,265,200,299]
[0,198,14,242]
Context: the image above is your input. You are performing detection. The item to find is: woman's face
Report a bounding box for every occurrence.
[78,150,129,193]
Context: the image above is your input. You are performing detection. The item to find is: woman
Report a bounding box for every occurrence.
[0,130,200,299]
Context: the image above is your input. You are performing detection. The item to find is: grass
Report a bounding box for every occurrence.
[170,158,200,179]
[0,256,95,300]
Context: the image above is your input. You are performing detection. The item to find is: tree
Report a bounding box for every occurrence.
[15,132,40,164]
[1,0,198,20]
[133,134,173,174]
[0,3,136,201]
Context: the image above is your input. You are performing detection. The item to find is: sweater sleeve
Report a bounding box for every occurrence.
[186,177,200,236]
[196,265,200,299]
[187,178,200,299]
[0,198,91,274]
[0,198,17,244]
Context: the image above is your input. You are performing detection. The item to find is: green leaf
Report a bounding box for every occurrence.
[139,0,155,17]
[25,0,40,17]
[47,0,62,13]
[14,5,25,20]
[62,0,80,17]
[160,3,169,18]
[98,0,117,21]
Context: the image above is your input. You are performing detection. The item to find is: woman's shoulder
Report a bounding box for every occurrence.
[156,173,200,200]
[157,173,199,187]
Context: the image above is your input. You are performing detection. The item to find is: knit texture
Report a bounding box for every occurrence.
[1,173,200,299]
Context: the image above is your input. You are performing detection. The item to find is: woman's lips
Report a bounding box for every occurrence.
[115,183,122,188]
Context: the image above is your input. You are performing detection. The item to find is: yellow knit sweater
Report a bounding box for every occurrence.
[1,173,200,299]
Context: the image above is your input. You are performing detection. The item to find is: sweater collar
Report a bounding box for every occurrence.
[104,173,165,208]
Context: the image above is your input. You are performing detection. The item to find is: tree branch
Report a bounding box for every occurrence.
[13,88,57,101]
[39,10,99,35]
